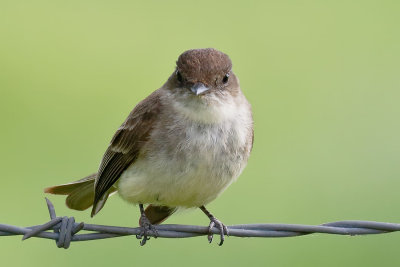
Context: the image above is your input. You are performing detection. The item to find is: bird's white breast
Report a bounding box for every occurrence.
[117,91,252,208]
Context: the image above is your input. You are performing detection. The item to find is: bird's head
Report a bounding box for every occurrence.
[164,48,243,123]
[167,48,240,100]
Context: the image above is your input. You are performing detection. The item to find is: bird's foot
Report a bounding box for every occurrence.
[136,213,158,246]
[207,216,229,246]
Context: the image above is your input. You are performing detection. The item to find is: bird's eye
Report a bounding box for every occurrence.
[176,71,183,83]
[222,73,229,84]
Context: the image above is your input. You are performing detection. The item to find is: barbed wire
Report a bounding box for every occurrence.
[1,198,400,249]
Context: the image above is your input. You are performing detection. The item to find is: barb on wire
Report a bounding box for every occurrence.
[0,198,400,249]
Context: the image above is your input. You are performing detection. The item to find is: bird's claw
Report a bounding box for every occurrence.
[136,214,158,246]
[207,217,229,246]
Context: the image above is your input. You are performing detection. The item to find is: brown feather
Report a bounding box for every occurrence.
[176,48,232,86]
[65,182,96,211]
[44,173,119,211]
[144,205,176,225]
[44,173,97,195]
[91,90,162,217]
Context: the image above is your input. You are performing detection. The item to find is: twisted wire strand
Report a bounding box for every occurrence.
[0,198,399,248]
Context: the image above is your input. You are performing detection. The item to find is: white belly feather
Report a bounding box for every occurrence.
[117,91,252,208]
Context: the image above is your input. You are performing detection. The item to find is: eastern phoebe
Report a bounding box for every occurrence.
[45,48,254,245]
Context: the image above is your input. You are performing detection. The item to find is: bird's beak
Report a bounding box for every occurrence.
[190,83,209,95]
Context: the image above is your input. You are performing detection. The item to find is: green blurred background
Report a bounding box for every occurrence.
[1,0,399,266]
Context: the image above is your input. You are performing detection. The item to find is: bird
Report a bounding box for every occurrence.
[44,48,254,245]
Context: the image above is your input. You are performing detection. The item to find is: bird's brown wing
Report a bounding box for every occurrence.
[91,90,162,217]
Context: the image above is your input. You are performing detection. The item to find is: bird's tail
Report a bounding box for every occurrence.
[44,173,110,211]
[44,173,175,224]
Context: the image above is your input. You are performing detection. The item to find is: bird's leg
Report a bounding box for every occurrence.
[200,206,229,246]
[136,203,158,246]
